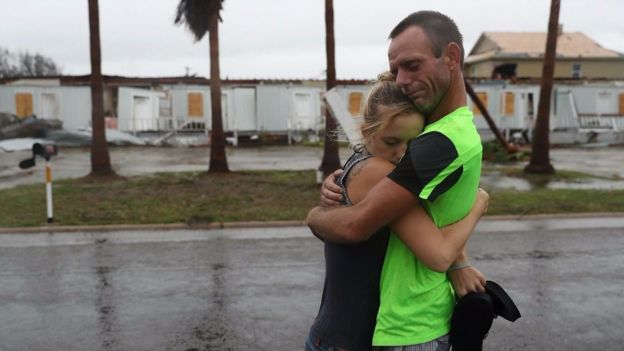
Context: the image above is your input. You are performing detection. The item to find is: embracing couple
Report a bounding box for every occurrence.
[305,10,518,351]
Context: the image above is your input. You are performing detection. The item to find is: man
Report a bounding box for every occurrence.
[307,11,486,349]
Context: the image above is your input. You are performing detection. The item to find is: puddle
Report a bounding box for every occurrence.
[481,173,624,191]
[1,145,622,191]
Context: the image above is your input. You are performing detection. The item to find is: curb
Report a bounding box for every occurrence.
[0,220,307,234]
[0,213,623,234]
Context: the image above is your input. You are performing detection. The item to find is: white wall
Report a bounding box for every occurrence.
[0,86,91,129]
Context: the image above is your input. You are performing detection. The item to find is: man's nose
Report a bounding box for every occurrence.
[395,70,410,89]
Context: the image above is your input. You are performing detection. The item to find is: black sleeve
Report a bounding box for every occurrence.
[387,131,461,201]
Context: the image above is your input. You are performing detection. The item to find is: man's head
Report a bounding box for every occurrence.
[388,11,465,119]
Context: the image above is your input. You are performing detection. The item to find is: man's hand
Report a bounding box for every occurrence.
[320,169,344,207]
[475,188,489,216]
[448,266,486,298]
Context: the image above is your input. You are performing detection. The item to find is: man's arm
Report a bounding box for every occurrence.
[319,169,344,207]
[307,177,418,244]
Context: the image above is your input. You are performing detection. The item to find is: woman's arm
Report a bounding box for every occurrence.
[389,189,488,272]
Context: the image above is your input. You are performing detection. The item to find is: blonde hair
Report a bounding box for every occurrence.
[360,71,422,145]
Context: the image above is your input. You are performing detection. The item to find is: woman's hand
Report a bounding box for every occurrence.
[320,169,344,207]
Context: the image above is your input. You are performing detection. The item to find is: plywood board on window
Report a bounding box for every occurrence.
[472,92,488,116]
[188,92,204,118]
[15,92,33,118]
[504,92,515,116]
[348,92,363,116]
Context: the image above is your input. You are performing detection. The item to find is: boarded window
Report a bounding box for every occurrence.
[619,93,624,115]
[15,92,33,118]
[503,92,515,116]
[472,92,488,116]
[187,92,204,117]
[348,92,363,116]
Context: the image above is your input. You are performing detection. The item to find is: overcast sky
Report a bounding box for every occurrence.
[1,0,623,80]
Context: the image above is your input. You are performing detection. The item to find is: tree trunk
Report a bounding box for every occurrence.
[319,0,341,178]
[87,0,115,176]
[525,0,559,174]
[207,12,229,173]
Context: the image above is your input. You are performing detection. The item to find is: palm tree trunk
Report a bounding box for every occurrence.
[207,12,229,173]
[525,0,559,174]
[319,0,341,178]
[87,0,115,176]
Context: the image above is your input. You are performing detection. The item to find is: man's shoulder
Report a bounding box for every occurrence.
[409,131,458,163]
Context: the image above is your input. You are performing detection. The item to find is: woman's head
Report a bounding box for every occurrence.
[360,71,425,164]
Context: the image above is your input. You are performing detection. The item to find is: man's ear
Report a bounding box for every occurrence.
[444,42,462,71]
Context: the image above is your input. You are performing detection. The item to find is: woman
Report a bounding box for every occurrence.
[305,72,488,351]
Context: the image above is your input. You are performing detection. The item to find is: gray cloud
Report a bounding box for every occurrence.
[1,0,622,79]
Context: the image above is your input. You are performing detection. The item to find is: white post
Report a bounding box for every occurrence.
[45,159,53,223]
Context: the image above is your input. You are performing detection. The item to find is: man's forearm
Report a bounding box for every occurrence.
[306,205,372,244]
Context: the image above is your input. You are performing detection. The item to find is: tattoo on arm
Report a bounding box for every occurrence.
[346,160,366,183]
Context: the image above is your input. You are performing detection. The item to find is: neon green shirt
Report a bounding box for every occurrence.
[373,106,483,346]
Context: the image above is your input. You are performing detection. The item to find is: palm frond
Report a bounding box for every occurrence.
[174,0,224,41]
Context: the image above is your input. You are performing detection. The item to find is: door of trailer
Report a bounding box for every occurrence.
[230,87,256,131]
[291,90,318,130]
[132,96,152,131]
[40,92,60,120]
[596,91,613,115]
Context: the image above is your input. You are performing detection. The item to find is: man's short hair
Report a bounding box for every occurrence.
[389,11,464,66]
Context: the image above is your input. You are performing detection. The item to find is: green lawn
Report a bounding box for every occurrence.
[1,170,623,227]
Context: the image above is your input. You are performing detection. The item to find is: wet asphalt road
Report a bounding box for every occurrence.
[0,217,623,350]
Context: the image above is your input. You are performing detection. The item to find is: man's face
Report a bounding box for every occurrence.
[388,26,451,116]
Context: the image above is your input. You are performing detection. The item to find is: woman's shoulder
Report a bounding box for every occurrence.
[345,156,396,204]
[350,156,395,179]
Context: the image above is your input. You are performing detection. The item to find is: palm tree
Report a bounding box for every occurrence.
[175,0,229,173]
[525,0,559,174]
[319,0,341,178]
[87,0,115,176]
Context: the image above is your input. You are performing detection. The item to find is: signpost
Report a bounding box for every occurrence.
[19,143,58,223]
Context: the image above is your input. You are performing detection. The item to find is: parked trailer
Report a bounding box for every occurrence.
[0,85,91,130]
[2,78,623,145]
[468,81,624,144]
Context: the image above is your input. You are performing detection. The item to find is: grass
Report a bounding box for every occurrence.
[1,170,623,228]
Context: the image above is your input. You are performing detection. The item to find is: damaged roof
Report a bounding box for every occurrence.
[467,31,624,63]
[0,75,370,87]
